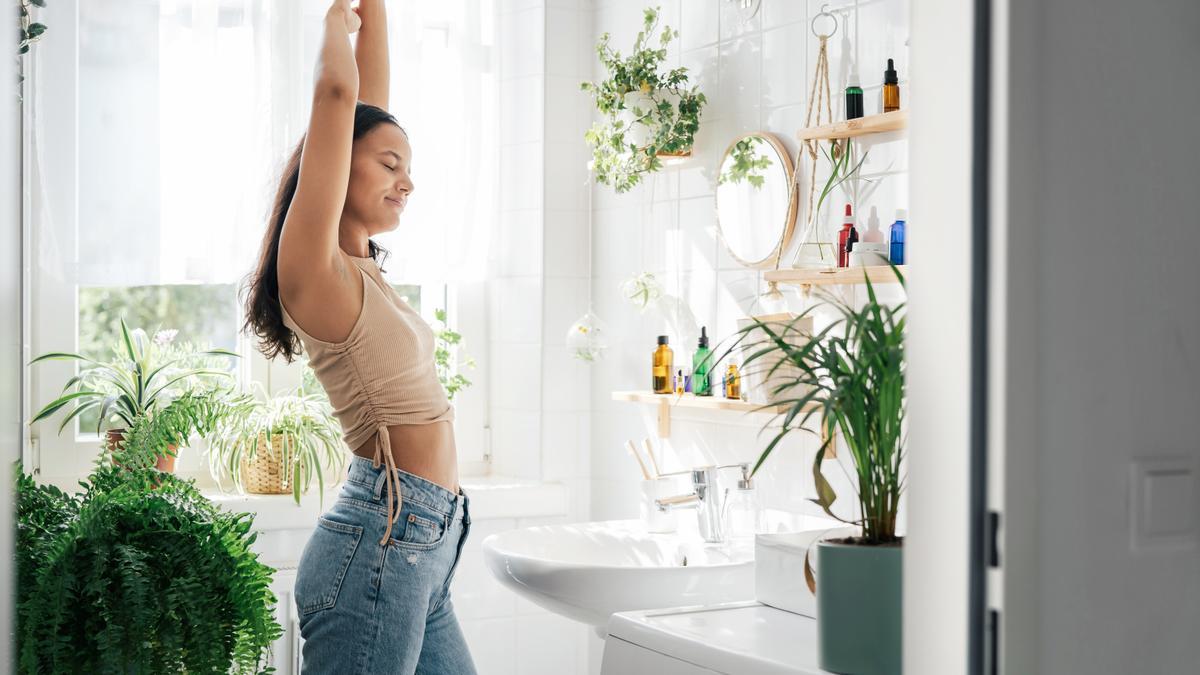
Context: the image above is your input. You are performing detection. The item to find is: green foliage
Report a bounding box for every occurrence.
[433,308,475,401]
[722,270,906,544]
[581,6,707,193]
[207,383,346,505]
[719,136,773,189]
[108,388,257,473]
[28,318,238,436]
[814,138,870,223]
[16,391,282,673]
[17,0,48,57]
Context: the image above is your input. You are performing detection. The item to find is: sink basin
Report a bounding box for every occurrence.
[481,512,840,629]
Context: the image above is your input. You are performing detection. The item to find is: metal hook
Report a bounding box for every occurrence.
[811,4,838,39]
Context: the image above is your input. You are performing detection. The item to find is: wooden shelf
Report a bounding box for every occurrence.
[764,265,907,287]
[612,391,791,414]
[612,391,817,439]
[796,110,908,141]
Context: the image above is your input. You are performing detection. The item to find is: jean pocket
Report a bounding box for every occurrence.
[295,516,364,616]
[389,503,449,550]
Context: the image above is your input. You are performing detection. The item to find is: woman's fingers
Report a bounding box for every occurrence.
[330,0,360,34]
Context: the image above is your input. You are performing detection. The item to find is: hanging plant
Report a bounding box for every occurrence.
[581,6,706,193]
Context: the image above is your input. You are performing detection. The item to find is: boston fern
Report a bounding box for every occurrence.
[16,390,280,673]
[728,271,906,544]
[581,6,706,192]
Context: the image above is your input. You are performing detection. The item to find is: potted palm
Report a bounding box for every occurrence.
[16,389,281,673]
[730,271,905,675]
[206,382,347,505]
[28,319,238,472]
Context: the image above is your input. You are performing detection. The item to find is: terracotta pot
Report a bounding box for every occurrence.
[105,428,178,473]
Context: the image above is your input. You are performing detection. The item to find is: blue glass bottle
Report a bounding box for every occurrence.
[889,209,907,264]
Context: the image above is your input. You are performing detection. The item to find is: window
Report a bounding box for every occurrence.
[29,0,495,477]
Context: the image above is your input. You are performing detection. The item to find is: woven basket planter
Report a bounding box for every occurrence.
[238,433,307,495]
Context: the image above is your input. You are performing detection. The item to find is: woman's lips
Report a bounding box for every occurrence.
[385,197,405,209]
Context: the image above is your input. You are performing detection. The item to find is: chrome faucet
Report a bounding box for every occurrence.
[655,463,748,543]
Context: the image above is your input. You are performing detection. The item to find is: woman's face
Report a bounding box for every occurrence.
[345,123,414,234]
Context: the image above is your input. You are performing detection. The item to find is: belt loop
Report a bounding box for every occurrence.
[373,466,388,501]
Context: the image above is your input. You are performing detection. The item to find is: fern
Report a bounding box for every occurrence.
[16,390,281,673]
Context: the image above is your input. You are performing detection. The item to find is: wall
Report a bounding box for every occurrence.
[585,0,910,523]
[904,0,973,672]
[996,0,1200,672]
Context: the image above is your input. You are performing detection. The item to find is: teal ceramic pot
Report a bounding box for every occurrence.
[816,539,902,674]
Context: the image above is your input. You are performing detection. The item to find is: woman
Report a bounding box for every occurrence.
[242,1,475,672]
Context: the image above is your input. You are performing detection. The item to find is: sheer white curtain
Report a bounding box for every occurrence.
[64,0,495,289]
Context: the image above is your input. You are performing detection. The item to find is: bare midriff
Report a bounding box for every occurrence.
[351,420,459,494]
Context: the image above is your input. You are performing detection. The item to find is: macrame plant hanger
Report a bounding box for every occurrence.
[790,5,842,269]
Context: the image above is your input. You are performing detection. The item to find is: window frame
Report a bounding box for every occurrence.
[25,1,490,481]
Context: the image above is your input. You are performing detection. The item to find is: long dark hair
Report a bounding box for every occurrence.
[242,102,401,363]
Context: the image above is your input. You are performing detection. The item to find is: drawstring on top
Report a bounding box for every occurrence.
[371,424,402,545]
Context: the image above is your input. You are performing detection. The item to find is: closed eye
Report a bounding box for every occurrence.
[383,163,397,171]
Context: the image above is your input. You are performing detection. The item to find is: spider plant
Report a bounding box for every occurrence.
[29,319,237,437]
[206,382,346,505]
[724,269,906,544]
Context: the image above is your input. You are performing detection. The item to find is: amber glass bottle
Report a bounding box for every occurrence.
[882,58,900,112]
[652,336,673,394]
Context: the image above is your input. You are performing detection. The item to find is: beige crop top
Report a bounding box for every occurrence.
[280,252,454,544]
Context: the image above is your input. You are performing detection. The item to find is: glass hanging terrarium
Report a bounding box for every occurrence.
[566,308,608,363]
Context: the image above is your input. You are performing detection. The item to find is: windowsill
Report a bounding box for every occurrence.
[203,474,569,530]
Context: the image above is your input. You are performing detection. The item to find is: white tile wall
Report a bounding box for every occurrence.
[469,2,909,673]
[586,0,909,527]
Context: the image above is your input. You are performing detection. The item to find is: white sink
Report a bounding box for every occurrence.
[481,512,840,629]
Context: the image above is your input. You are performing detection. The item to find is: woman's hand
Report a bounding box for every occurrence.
[328,0,361,34]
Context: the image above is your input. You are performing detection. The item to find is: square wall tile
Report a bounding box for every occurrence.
[501,76,544,144]
[762,23,806,109]
[500,8,545,80]
[492,410,543,479]
[543,211,589,280]
[501,142,545,211]
[546,6,582,77]
[762,0,808,30]
[543,276,590,345]
[546,76,591,146]
[461,617,517,675]
[491,276,543,343]
[680,0,720,52]
[492,342,543,412]
[499,209,544,277]
[542,411,589,480]
[542,345,591,412]
[517,613,589,675]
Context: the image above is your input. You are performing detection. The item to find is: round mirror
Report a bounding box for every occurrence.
[715,132,797,268]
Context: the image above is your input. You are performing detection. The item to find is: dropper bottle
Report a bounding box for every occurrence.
[845,68,864,120]
[882,58,900,112]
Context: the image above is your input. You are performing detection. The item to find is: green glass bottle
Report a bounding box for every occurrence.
[692,327,713,396]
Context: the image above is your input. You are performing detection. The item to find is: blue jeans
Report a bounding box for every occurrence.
[295,456,476,674]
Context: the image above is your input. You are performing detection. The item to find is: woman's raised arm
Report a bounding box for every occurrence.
[277,0,360,297]
[354,0,390,110]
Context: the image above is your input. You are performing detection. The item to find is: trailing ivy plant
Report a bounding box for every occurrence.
[581,6,706,193]
[16,390,281,673]
[719,135,773,189]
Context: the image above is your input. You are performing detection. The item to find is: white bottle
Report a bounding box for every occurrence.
[723,466,763,543]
